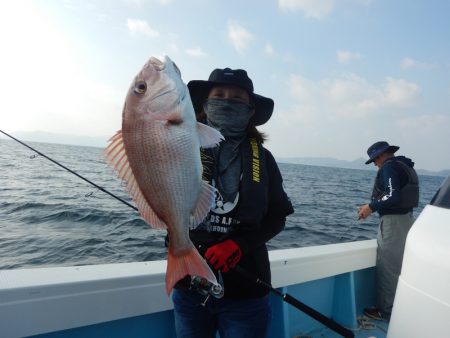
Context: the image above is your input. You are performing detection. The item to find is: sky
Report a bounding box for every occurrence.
[1,0,449,172]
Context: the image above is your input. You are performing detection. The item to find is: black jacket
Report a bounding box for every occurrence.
[188,139,294,299]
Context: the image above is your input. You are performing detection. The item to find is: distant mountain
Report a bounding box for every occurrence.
[277,156,449,177]
[0,130,108,148]
[416,168,450,178]
[277,156,372,171]
[2,131,448,178]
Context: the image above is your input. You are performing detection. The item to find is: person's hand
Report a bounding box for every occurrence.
[204,239,242,272]
[358,204,373,220]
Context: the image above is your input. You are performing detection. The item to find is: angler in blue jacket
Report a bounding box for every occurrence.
[358,141,419,321]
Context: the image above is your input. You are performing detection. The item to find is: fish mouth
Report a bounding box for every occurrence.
[144,55,186,103]
[149,56,166,71]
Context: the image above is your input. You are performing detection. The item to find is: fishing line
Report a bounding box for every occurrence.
[339,209,370,241]
[0,129,138,212]
[339,219,360,241]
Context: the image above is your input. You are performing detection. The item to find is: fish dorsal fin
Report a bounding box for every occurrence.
[102,130,167,229]
[196,122,224,148]
[190,180,217,226]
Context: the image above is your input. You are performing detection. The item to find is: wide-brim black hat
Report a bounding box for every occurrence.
[188,68,274,126]
[365,141,400,164]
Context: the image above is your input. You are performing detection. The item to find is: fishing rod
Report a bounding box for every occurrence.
[235,266,355,338]
[2,129,352,337]
[0,129,138,212]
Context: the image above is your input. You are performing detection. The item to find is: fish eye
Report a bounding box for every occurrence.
[134,80,147,95]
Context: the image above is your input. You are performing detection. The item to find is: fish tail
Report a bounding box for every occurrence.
[165,246,217,295]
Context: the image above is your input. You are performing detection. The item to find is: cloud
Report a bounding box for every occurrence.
[287,73,420,118]
[396,114,450,170]
[383,77,420,107]
[124,0,172,6]
[400,57,438,70]
[264,43,276,56]
[227,21,254,54]
[278,0,335,19]
[397,114,450,136]
[337,50,361,63]
[263,70,430,167]
[264,43,298,62]
[185,47,208,58]
[127,18,159,37]
[0,2,124,137]
[278,0,371,19]
[167,42,178,53]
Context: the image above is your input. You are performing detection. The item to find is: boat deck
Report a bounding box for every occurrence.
[299,316,388,338]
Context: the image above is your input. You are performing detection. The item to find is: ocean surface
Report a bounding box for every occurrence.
[0,139,445,270]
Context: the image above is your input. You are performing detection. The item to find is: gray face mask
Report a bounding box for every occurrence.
[204,98,253,138]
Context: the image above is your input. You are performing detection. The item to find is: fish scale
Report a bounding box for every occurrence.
[131,125,198,225]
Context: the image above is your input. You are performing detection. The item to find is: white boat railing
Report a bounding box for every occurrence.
[0,239,377,338]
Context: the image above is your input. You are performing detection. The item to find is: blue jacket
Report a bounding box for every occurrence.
[369,156,419,216]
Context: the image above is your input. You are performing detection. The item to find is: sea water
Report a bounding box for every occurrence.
[0,139,444,269]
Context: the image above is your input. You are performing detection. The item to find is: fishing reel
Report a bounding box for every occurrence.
[189,271,224,306]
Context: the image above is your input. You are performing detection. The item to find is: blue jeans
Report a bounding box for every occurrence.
[172,288,272,338]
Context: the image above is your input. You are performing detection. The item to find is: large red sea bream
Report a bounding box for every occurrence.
[103,56,223,295]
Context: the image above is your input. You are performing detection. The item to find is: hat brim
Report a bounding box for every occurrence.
[365,145,400,164]
[187,80,274,126]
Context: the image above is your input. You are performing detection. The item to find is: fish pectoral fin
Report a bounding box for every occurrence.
[165,245,217,295]
[102,130,167,230]
[196,122,224,148]
[190,181,216,226]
